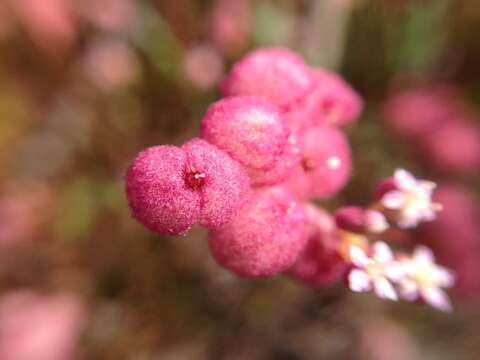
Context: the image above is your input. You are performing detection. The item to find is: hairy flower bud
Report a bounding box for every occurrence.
[208,186,308,277]
[126,138,250,235]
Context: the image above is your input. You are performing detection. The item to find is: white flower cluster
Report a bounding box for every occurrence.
[348,241,455,312]
[381,169,442,229]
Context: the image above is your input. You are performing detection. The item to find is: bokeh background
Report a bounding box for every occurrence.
[0,0,479,359]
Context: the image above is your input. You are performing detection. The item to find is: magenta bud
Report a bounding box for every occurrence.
[220,48,314,109]
[200,96,290,172]
[374,177,397,200]
[125,138,250,235]
[208,186,308,277]
[334,206,366,233]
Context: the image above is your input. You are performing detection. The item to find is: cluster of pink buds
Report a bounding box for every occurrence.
[125,48,455,312]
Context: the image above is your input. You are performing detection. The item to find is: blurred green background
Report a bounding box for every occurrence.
[0,0,479,359]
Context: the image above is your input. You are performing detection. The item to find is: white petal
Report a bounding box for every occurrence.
[394,169,417,190]
[386,262,406,282]
[418,180,436,195]
[397,213,419,229]
[421,287,452,312]
[348,269,372,292]
[381,190,406,209]
[413,245,435,264]
[435,267,456,288]
[398,279,419,301]
[372,241,394,264]
[349,246,369,267]
[373,277,398,301]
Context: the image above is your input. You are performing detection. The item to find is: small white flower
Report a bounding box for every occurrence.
[381,169,442,229]
[364,210,389,233]
[348,242,400,301]
[397,245,456,312]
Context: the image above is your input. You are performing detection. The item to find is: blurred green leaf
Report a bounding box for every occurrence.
[388,0,450,73]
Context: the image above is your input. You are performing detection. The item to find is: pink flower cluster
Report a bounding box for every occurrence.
[126,48,455,311]
[126,48,361,277]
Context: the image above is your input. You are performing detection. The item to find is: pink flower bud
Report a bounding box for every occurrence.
[422,122,480,174]
[287,126,352,199]
[0,291,85,360]
[126,138,250,235]
[335,207,388,234]
[335,206,365,233]
[200,96,290,172]
[289,205,348,288]
[208,186,308,277]
[220,48,314,109]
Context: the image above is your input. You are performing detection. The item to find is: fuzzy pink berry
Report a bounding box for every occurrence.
[126,138,250,235]
[208,186,308,277]
[220,48,314,109]
[422,122,480,174]
[288,205,348,288]
[287,126,352,199]
[200,96,290,172]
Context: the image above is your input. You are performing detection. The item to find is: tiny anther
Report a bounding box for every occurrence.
[302,157,316,171]
[185,170,206,190]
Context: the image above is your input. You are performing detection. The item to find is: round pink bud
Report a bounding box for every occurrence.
[374,177,397,200]
[289,205,348,288]
[287,126,352,199]
[200,96,290,171]
[208,186,308,277]
[249,133,302,186]
[311,69,363,127]
[422,122,480,174]
[335,206,388,234]
[220,48,314,109]
[126,138,250,235]
[335,206,365,233]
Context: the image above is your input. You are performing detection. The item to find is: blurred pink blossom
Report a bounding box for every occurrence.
[422,122,480,174]
[418,184,480,298]
[74,0,137,33]
[210,0,251,56]
[384,86,462,138]
[359,318,420,360]
[0,290,85,360]
[182,45,225,91]
[8,0,77,52]
[83,39,139,92]
[0,184,52,248]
